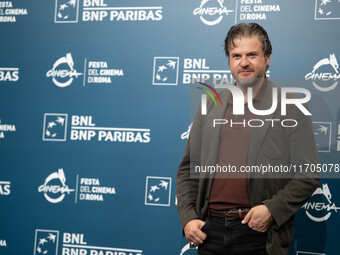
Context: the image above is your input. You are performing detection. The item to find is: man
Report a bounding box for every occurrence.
[176,23,319,255]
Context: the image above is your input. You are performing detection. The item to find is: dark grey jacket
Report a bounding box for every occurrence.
[176,80,320,255]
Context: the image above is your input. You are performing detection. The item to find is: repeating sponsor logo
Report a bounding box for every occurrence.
[180,243,197,255]
[46,53,83,88]
[0,1,28,23]
[154,57,270,86]
[0,181,11,196]
[55,0,79,23]
[145,176,172,206]
[38,168,75,203]
[238,0,280,21]
[181,123,192,140]
[54,0,162,23]
[337,124,340,151]
[37,168,117,204]
[0,118,16,140]
[297,252,325,255]
[84,59,124,85]
[43,113,151,143]
[182,58,236,85]
[315,0,340,20]
[302,183,340,222]
[0,67,19,82]
[153,57,179,85]
[0,239,6,247]
[76,175,116,202]
[35,230,143,255]
[305,53,340,92]
[313,122,332,152]
[46,53,124,87]
[43,114,68,141]
[33,230,59,255]
[193,0,235,26]
[193,0,281,25]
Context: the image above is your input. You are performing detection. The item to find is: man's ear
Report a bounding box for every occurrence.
[265,53,271,66]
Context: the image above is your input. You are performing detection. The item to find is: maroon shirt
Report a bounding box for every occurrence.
[209,81,267,210]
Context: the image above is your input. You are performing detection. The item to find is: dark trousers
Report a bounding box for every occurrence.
[198,216,268,255]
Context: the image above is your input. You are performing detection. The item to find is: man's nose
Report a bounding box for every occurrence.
[240,56,250,67]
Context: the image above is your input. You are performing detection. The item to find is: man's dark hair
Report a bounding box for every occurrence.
[224,23,272,57]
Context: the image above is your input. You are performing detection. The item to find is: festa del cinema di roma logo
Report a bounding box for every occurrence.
[46,53,83,87]
[193,0,234,26]
[305,53,340,92]
[302,183,340,222]
[38,168,75,203]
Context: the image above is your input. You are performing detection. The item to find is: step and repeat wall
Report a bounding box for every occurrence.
[1,0,340,255]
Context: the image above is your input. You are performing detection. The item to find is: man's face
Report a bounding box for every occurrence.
[228,36,270,87]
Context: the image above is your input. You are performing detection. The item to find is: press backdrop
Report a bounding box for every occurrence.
[1,1,340,255]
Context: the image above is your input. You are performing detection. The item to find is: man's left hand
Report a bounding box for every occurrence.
[241,205,273,232]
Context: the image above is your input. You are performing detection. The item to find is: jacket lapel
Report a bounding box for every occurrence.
[248,81,276,168]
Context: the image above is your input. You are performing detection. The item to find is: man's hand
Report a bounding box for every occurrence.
[242,205,273,232]
[184,219,207,246]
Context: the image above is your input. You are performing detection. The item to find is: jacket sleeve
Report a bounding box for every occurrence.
[263,107,320,229]
[176,103,204,232]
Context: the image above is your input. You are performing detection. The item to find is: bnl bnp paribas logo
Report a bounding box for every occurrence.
[315,0,340,20]
[34,230,143,255]
[42,113,151,143]
[313,122,332,152]
[145,176,172,206]
[54,0,162,23]
[305,53,340,92]
[0,67,19,83]
[153,57,252,86]
[302,183,340,222]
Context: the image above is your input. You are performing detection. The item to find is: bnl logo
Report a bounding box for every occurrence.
[315,0,340,20]
[33,229,59,255]
[55,0,79,23]
[153,57,179,85]
[42,113,68,142]
[145,176,172,206]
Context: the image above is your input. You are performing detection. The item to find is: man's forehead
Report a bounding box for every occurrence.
[229,36,262,51]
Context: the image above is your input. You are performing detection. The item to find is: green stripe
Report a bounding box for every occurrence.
[197,87,217,105]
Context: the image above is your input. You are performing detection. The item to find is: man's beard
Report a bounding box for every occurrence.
[235,76,258,87]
